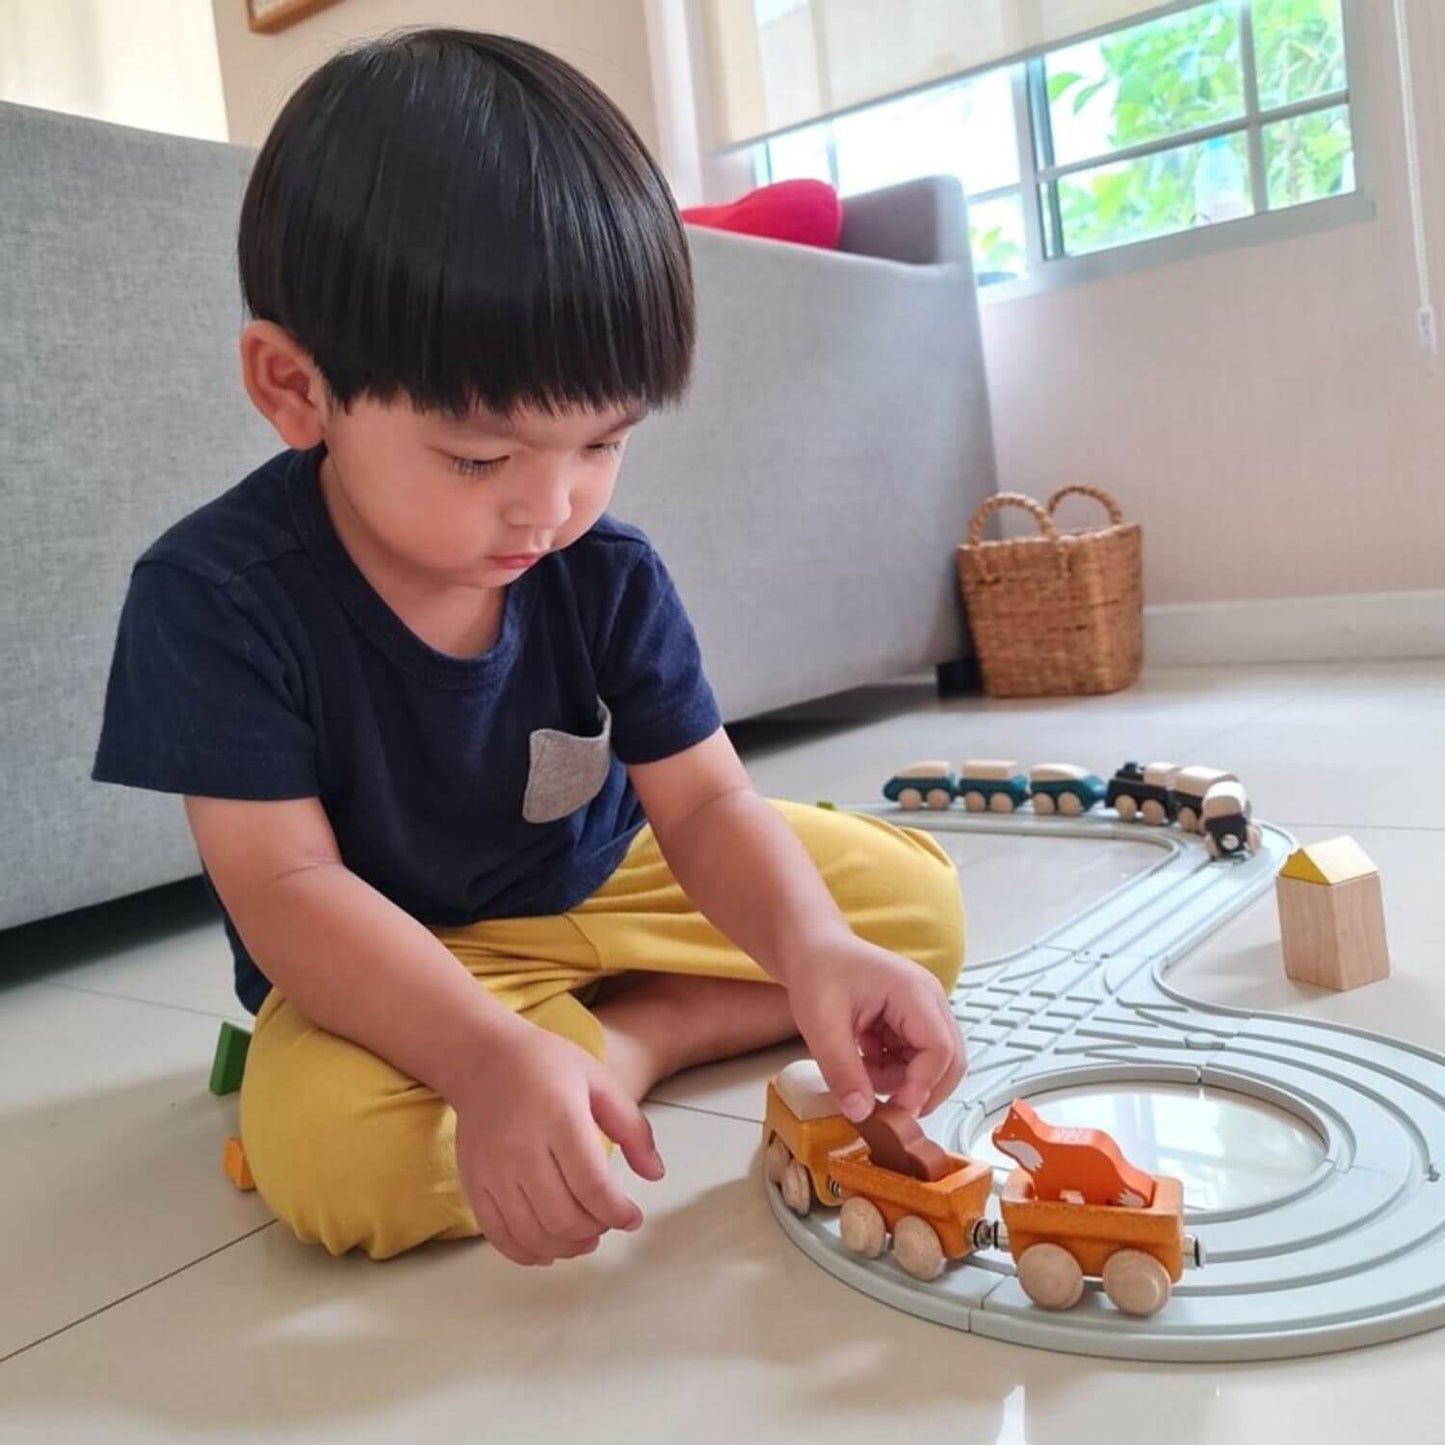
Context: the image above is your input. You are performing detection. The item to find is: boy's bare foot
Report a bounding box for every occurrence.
[592,972,799,1103]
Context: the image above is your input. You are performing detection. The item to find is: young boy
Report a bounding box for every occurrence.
[93,29,966,1265]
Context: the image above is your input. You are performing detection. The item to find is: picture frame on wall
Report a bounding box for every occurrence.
[246,0,344,34]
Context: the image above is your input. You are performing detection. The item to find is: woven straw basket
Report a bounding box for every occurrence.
[956,485,1142,698]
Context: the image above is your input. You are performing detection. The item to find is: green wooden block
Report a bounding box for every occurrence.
[209,1021,252,1096]
[815,800,838,810]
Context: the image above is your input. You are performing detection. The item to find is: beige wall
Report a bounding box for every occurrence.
[0,0,227,141]
[211,0,660,154]
[978,0,1445,607]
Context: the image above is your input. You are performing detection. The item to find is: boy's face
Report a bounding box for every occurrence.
[319,393,644,588]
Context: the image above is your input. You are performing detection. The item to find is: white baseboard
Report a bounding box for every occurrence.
[1144,589,1445,666]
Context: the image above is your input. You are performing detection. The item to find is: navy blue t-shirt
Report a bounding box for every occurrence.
[92,444,722,1013]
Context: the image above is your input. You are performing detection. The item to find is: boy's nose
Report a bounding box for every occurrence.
[504,473,571,530]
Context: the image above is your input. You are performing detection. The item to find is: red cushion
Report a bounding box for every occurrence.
[682,180,843,250]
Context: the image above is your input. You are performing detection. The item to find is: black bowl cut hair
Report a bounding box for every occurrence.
[238,28,694,420]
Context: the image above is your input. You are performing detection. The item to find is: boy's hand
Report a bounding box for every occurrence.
[449,1023,665,1268]
[785,933,966,1124]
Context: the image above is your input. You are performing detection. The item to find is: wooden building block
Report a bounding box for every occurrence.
[208,1021,252,1096]
[223,1135,255,1191]
[1276,838,1389,991]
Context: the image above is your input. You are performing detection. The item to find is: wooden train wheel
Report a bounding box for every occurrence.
[989,793,1016,814]
[1059,792,1085,816]
[898,788,922,811]
[840,1197,886,1258]
[926,788,952,810]
[764,1137,791,1185]
[1016,1243,1084,1310]
[1102,1249,1172,1317]
[1115,795,1138,821]
[781,1160,813,1217]
[892,1216,945,1281]
[1032,792,1056,816]
[1141,799,1167,826]
[1176,805,1198,833]
[963,791,986,812]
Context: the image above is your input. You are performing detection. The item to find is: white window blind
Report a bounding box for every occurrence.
[704,0,1201,148]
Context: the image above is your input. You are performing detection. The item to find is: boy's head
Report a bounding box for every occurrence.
[236,29,694,587]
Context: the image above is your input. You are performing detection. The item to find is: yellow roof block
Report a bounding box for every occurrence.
[1279,836,1378,885]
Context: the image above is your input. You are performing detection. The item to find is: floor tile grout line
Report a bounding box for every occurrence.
[642,1095,762,1128]
[35,977,251,1026]
[0,1220,276,1368]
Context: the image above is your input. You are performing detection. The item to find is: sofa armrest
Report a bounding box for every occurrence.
[837,174,972,268]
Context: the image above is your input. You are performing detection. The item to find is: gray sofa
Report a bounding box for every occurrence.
[0,100,996,932]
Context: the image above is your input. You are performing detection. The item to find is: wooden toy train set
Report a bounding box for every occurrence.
[756,760,1445,1362]
[764,1061,1201,1319]
[883,758,1261,861]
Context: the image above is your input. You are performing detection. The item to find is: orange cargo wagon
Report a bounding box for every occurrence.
[995,1167,1196,1316]
[828,1140,993,1281]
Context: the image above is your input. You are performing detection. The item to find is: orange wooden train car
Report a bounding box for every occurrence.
[764,1067,1201,1312]
[992,1169,1193,1316]
[829,1138,993,1281]
[763,1059,859,1214]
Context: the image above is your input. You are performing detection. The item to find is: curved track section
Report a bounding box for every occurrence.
[768,809,1445,1361]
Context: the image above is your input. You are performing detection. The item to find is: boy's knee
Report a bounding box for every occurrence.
[809,807,965,995]
[241,1012,475,1259]
[892,828,966,994]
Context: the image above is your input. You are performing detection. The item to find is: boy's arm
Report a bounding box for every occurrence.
[624,730,856,984]
[184,795,531,1104]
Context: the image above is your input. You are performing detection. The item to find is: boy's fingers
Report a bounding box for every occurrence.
[807,1013,876,1123]
[533,1152,610,1244]
[892,988,966,1114]
[589,1077,666,1188]
[887,1029,952,1117]
[473,1188,545,1268]
[500,1181,560,1261]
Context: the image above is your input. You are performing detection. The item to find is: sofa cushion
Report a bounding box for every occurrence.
[682,179,843,250]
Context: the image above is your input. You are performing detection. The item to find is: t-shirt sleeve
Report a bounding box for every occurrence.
[597,541,723,765]
[92,561,319,799]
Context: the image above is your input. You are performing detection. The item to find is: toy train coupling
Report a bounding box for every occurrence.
[971,1217,1004,1252]
[1184,1233,1205,1269]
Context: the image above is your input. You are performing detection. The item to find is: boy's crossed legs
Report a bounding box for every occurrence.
[239,801,964,1258]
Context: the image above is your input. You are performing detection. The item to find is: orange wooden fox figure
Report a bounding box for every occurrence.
[991,1099,1156,1209]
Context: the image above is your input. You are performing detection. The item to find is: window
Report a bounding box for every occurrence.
[756,0,1358,288]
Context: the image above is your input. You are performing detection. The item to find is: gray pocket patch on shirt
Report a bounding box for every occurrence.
[522,700,613,825]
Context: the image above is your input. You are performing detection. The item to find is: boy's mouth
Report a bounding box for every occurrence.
[489,552,545,570]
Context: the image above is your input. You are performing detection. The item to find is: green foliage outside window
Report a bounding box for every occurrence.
[1047,0,1352,257]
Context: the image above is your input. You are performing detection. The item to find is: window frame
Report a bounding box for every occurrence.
[755,0,1376,299]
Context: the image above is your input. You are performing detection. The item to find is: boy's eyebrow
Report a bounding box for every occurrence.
[438,407,648,439]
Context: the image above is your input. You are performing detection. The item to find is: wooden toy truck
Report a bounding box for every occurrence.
[763,1060,859,1214]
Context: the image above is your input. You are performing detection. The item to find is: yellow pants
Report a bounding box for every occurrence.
[239,799,965,1258]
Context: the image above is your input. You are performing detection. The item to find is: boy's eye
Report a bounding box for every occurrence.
[451,455,506,476]
[587,440,626,458]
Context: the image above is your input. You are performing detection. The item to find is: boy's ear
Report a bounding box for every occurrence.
[239,321,331,450]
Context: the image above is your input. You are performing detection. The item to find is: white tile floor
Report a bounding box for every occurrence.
[3,660,1443,1443]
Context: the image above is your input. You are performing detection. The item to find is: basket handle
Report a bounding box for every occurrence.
[1045,485,1125,526]
[966,492,1062,549]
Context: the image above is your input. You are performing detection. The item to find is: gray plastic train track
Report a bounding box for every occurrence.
[767,807,1445,1361]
